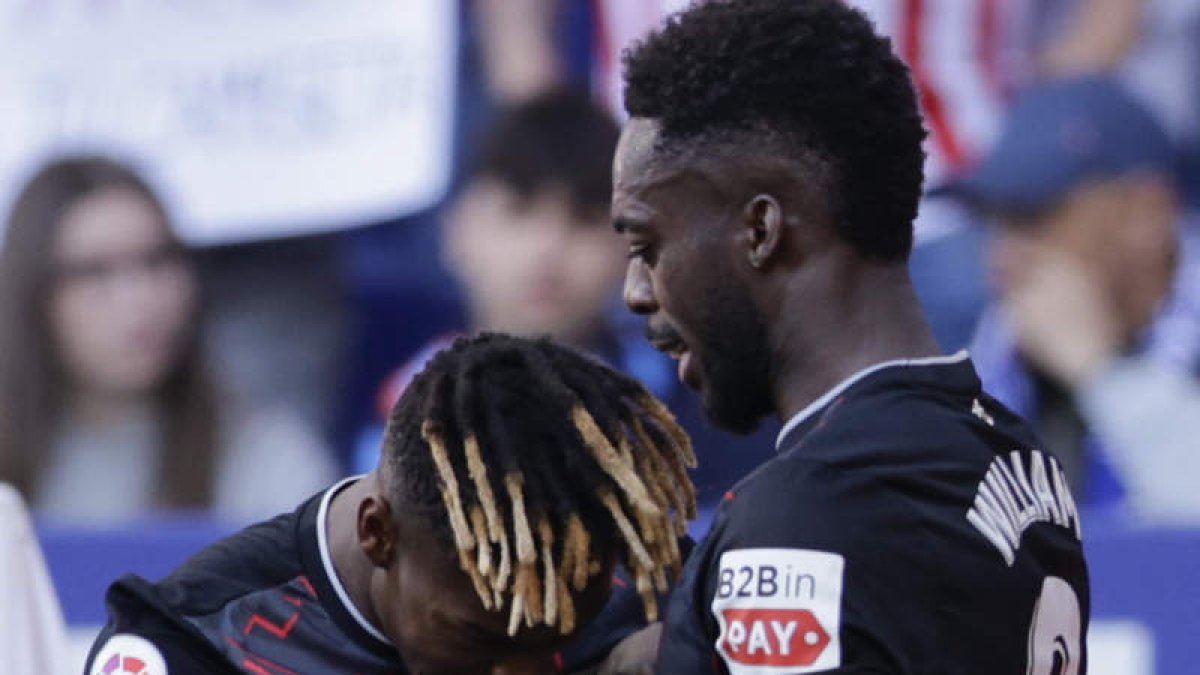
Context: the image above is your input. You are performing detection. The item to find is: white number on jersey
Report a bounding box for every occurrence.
[1025,576,1082,675]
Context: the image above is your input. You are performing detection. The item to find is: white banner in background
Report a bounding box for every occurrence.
[0,0,457,245]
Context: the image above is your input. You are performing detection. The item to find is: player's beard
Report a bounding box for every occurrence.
[693,280,774,434]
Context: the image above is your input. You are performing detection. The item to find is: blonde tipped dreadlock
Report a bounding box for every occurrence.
[639,393,698,468]
[572,407,660,516]
[421,422,475,554]
[633,416,698,524]
[563,515,591,591]
[384,333,697,637]
[470,506,491,577]
[464,435,504,544]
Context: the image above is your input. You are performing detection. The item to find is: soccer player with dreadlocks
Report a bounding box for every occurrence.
[85,333,695,675]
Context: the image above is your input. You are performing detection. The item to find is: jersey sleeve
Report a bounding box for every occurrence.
[85,623,229,675]
[657,457,937,675]
[84,578,235,675]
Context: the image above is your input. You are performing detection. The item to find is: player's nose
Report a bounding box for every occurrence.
[623,261,658,315]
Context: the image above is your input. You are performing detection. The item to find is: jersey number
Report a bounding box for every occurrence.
[1025,577,1082,675]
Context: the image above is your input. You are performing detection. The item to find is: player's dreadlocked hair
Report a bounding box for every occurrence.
[382,333,697,636]
[623,0,928,262]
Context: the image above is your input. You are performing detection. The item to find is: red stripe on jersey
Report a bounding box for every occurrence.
[242,660,272,675]
[244,611,300,639]
[250,655,301,675]
[227,636,303,675]
[296,575,317,599]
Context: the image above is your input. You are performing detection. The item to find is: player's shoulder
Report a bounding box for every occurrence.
[713,454,881,557]
[87,505,312,674]
[785,372,1037,480]
[724,385,1039,545]
[95,508,302,636]
[135,500,309,625]
[88,575,236,674]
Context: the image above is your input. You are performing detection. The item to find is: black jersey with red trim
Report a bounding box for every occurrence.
[84,478,653,675]
[655,353,1090,675]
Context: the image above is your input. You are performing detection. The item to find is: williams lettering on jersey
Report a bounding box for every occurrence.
[968,449,1082,566]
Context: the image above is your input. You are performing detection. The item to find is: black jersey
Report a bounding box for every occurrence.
[656,354,1090,675]
[85,477,650,674]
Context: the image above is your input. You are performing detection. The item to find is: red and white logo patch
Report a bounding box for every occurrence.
[711,548,844,674]
[91,634,168,675]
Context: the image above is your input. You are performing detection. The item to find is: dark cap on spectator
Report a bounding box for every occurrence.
[934,75,1175,213]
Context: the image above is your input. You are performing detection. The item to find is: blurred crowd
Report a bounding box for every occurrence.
[2,0,1199,540]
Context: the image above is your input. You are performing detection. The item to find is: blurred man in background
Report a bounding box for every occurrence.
[354,88,775,517]
[945,75,1200,524]
[442,88,624,347]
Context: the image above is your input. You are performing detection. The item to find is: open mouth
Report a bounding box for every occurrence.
[649,337,688,359]
[646,323,687,357]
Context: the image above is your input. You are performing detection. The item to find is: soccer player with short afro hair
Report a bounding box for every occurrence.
[612,0,1089,672]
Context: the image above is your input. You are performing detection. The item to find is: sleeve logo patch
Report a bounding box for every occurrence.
[91,634,168,675]
[711,548,844,674]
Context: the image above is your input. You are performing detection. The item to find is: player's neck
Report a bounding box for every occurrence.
[770,263,941,423]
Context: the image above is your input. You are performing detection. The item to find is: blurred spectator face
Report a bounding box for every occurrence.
[48,187,196,397]
[444,177,623,342]
[991,175,1178,341]
[442,89,622,343]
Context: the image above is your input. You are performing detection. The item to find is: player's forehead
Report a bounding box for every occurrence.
[612,118,674,208]
[613,119,715,229]
[614,118,660,182]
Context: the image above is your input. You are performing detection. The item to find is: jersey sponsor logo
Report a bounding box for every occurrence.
[91,634,168,675]
[967,449,1082,566]
[711,548,843,674]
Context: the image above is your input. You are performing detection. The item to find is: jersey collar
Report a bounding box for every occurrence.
[775,350,972,451]
[315,475,394,646]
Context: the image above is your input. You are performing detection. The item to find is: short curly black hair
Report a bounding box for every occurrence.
[623,0,927,262]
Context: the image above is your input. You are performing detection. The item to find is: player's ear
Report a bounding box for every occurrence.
[357,494,398,568]
[741,194,784,271]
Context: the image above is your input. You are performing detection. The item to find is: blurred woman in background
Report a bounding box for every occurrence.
[0,157,334,526]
